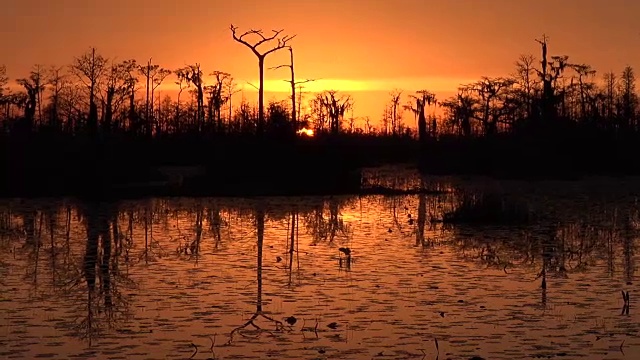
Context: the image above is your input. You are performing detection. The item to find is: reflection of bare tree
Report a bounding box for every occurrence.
[70,201,134,344]
[209,202,224,249]
[177,206,204,260]
[304,198,350,244]
[389,197,414,237]
[17,208,42,285]
[227,204,285,344]
[287,209,299,286]
[0,204,17,285]
[452,202,640,307]
[622,213,635,284]
[133,203,167,264]
[416,192,427,247]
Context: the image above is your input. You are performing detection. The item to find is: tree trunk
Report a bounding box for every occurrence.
[258,56,265,136]
[289,48,297,133]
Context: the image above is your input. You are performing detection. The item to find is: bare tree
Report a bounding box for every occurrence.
[71,48,107,133]
[570,64,597,120]
[603,72,617,121]
[513,54,537,119]
[620,66,638,130]
[0,65,7,97]
[226,76,240,130]
[182,64,205,131]
[0,65,9,121]
[103,60,138,132]
[270,46,316,133]
[17,66,47,130]
[174,67,190,128]
[138,59,171,136]
[388,89,403,135]
[46,66,68,130]
[151,67,171,133]
[469,77,514,135]
[230,24,295,135]
[405,90,437,141]
[207,71,231,132]
[314,90,352,135]
[535,36,570,125]
[441,87,479,137]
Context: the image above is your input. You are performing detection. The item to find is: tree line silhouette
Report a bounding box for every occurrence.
[0,26,359,138]
[1,29,639,196]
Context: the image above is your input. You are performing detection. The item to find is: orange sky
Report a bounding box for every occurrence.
[2,0,640,126]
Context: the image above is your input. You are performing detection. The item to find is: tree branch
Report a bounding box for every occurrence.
[295,79,318,85]
[254,29,284,48]
[230,25,295,57]
[244,81,259,90]
[230,24,261,57]
[269,64,291,71]
[263,35,296,57]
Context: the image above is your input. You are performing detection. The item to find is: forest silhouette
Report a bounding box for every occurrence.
[1,29,638,197]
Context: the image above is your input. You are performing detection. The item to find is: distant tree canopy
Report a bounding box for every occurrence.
[0,37,638,140]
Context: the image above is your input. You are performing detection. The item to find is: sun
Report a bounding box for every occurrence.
[296,128,314,137]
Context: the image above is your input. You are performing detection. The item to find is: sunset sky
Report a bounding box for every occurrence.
[3,0,640,126]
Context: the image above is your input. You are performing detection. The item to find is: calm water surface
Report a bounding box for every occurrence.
[2,174,640,359]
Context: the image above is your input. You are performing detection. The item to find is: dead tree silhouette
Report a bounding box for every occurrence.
[230,24,295,136]
[270,46,316,132]
[138,59,171,136]
[16,68,45,131]
[71,48,107,134]
[405,90,436,142]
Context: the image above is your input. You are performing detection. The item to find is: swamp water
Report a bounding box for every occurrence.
[2,175,640,359]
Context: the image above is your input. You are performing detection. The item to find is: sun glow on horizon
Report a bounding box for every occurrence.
[237,76,476,94]
[297,128,314,137]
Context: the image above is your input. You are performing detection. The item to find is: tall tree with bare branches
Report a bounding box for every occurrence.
[174,67,190,129]
[182,64,205,131]
[103,60,137,132]
[72,48,107,133]
[620,66,638,130]
[570,63,596,120]
[230,24,295,135]
[405,90,437,141]
[388,90,403,135]
[270,46,316,133]
[0,65,9,121]
[315,90,353,135]
[207,71,231,132]
[47,66,67,130]
[0,65,7,98]
[513,54,537,119]
[17,66,47,131]
[471,77,515,135]
[138,59,171,136]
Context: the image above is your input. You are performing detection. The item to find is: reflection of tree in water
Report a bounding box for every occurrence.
[0,206,9,283]
[450,198,640,307]
[227,203,285,344]
[373,182,453,248]
[416,192,428,247]
[286,209,300,286]
[0,200,135,344]
[174,205,204,259]
[70,201,135,344]
[18,207,42,284]
[304,197,351,244]
[135,200,228,263]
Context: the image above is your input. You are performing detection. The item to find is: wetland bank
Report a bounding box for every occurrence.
[2,173,640,360]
